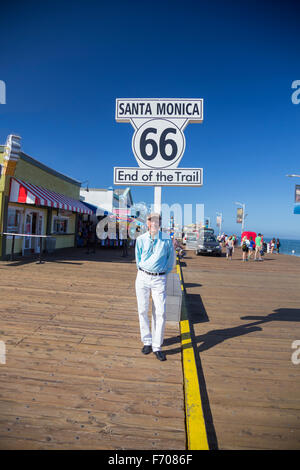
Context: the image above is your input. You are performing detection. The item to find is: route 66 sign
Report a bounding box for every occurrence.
[132,119,185,169]
[116,98,203,169]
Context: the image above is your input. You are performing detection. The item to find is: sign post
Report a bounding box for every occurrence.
[154,186,162,214]
[115,98,204,215]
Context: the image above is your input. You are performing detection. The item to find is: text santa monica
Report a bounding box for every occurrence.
[116,99,203,120]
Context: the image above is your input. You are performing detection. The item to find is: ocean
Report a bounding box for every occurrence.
[264,238,300,257]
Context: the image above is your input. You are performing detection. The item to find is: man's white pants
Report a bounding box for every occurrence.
[135,270,167,352]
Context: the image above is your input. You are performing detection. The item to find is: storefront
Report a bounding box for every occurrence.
[80,187,134,216]
[0,136,92,259]
[79,185,143,248]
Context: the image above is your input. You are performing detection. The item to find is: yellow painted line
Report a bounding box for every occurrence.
[177,257,209,450]
[180,319,209,450]
[176,264,184,291]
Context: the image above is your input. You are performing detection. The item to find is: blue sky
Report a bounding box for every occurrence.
[1,0,300,238]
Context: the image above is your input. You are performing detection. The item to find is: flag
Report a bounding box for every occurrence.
[295,185,300,203]
[236,207,243,223]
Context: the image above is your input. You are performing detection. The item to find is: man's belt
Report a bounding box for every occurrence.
[138,267,166,276]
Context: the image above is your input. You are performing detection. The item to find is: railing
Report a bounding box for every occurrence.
[1,233,55,263]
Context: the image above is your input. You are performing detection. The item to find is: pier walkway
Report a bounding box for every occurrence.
[0,248,185,450]
[0,246,299,449]
[180,248,300,450]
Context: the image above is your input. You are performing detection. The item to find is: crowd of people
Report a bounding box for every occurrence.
[241,234,263,261]
[269,237,281,254]
[76,221,282,264]
[217,233,238,246]
[241,234,281,261]
[76,219,139,257]
[217,232,281,262]
[216,233,237,260]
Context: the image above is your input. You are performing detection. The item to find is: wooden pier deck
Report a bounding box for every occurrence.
[181,248,300,450]
[0,245,299,450]
[0,248,185,450]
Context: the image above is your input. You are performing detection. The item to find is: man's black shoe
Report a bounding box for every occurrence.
[154,351,166,361]
[142,345,152,355]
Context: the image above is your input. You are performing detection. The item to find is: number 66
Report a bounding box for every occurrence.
[132,119,185,169]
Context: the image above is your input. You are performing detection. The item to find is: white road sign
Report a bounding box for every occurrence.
[132,119,185,169]
[115,97,204,189]
[116,98,203,170]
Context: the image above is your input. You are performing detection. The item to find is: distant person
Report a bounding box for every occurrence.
[270,238,275,254]
[248,236,255,260]
[255,233,262,261]
[121,237,128,257]
[262,236,267,254]
[226,236,234,260]
[260,243,265,261]
[120,227,128,257]
[232,234,236,252]
[86,222,96,254]
[83,222,88,247]
[276,238,281,253]
[241,236,249,262]
[173,237,186,259]
[224,234,228,247]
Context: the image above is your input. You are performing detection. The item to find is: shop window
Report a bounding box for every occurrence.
[53,217,69,234]
[7,207,22,233]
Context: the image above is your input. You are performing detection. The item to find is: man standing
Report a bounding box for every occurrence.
[135,213,175,361]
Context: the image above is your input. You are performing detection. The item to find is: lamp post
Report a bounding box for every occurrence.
[80,180,89,192]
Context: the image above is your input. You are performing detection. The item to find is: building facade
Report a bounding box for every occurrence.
[0,136,92,259]
[80,187,133,216]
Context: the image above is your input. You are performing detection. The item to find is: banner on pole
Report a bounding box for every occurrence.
[294,205,300,214]
[236,207,243,223]
[293,185,300,214]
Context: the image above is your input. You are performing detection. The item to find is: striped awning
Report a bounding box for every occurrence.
[9,177,93,215]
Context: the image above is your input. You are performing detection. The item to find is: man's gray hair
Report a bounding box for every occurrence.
[147,212,162,222]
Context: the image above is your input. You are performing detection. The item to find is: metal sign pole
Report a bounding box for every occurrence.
[154,186,162,214]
